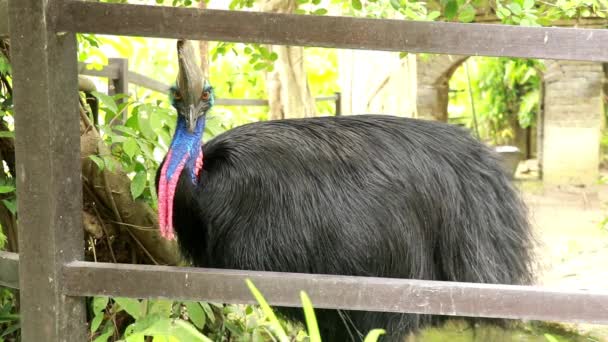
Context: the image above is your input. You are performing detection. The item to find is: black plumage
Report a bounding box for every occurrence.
[157,114,535,341]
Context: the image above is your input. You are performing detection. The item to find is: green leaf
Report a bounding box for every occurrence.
[496,6,511,19]
[91,91,118,115]
[90,314,104,333]
[351,0,362,10]
[312,8,328,15]
[254,62,268,71]
[507,3,522,15]
[130,171,147,200]
[363,329,386,342]
[300,292,321,342]
[114,298,143,320]
[0,131,14,139]
[458,4,476,22]
[544,334,559,342]
[444,0,459,19]
[148,299,174,316]
[427,10,441,20]
[185,302,206,329]
[523,0,534,9]
[0,185,15,194]
[200,302,216,324]
[390,0,401,10]
[125,318,212,342]
[112,125,138,138]
[89,155,105,171]
[93,324,114,342]
[93,297,109,314]
[123,138,140,159]
[2,199,16,216]
[245,279,289,342]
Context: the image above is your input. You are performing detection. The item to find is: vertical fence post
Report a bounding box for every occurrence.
[8,0,87,341]
[108,57,129,124]
[334,92,342,116]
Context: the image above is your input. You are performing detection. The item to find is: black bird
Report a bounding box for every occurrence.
[156,40,535,341]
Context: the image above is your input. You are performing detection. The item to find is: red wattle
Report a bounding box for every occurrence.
[194,150,204,180]
[158,150,189,240]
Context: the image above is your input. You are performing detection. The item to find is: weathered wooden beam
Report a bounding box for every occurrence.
[0,0,7,37]
[0,251,18,289]
[9,0,87,340]
[63,261,608,324]
[57,0,608,62]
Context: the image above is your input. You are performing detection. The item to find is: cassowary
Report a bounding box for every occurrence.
[156,40,535,341]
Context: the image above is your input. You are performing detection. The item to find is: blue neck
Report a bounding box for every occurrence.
[165,115,206,183]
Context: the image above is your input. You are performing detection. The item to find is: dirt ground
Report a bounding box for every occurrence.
[517,177,608,340]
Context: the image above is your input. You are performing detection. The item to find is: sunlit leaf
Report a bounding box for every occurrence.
[300,292,321,342]
[130,171,147,200]
[2,199,16,216]
[184,302,206,329]
[544,334,559,342]
[458,4,476,22]
[89,155,105,171]
[444,0,459,19]
[92,324,114,342]
[245,279,289,342]
[91,91,118,115]
[114,298,144,320]
[123,138,140,159]
[0,185,15,194]
[363,329,386,342]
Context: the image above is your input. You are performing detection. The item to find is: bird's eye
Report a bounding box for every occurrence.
[173,90,182,101]
[201,91,211,101]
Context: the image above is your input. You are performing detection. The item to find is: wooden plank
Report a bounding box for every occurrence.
[57,0,608,62]
[107,58,129,124]
[215,98,268,106]
[129,71,171,93]
[9,0,87,340]
[315,95,339,102]
[0,251,18,289]
[0,0,7,37]
[62,261,608,324]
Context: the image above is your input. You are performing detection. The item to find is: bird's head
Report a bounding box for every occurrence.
[157,39,214,241]
[171,39,214,132]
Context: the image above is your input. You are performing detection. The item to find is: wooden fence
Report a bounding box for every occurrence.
[79,58,342,114]
[1,0,608,340]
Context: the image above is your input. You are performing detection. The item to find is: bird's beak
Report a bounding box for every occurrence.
[186,106,197,133]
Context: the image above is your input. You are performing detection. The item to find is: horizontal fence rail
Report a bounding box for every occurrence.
[58,0,608,62]
[78,61,339,106]
[63,261,608,324]
[0,251,18,289]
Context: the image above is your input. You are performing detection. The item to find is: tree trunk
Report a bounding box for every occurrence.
[261,0,317,119]
[80,106,180,265]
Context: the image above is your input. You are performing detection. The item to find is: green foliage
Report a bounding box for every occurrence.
[87,280,387,341]
[449,57,542,145]
[0,288,19,341]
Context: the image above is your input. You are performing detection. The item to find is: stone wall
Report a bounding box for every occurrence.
[415,54,467,122]
[542,61,605,186]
